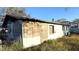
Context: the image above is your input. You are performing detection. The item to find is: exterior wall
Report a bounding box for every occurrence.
[22,21,41,48]
[22,21,67,48]
[40,23,48,42]
[6,20,22,42]
[48,24,64,39]
[22,21,48,48]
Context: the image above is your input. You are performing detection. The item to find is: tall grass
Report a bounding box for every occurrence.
[2,35,79,51]
[2,41,22,51]
[22,35,79,51]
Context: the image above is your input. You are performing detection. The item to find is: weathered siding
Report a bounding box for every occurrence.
[6,20,22,42]
[22,21,41,48]
[22,20,68,48]
[40,23,48,42]
[22,21,48,48]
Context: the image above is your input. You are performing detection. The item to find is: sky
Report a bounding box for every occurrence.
[26,7,79,21]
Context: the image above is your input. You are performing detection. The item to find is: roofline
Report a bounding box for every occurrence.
[2,15,70,27]
[23,18,69,25]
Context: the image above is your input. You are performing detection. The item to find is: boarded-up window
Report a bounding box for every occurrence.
[49,25,54,34]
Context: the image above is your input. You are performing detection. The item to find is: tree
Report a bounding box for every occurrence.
[0,7,27,24]
[0,7,26,17]
[6,7,26,17]
[0,7,7,16]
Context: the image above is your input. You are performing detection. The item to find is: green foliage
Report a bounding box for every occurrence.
[22,35,79,51]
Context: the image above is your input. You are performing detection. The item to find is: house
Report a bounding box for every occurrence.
[1,15,70,48]
[69,22,79,34]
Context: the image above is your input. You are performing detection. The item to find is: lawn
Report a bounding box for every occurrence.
[22,35,79,51]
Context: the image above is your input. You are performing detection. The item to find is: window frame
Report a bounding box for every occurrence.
[49,25,54,34]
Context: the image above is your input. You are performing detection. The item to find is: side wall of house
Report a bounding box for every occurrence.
[48,24,64,39]
[40,23,48,42]
[22,21,66,48]
[22,21,41,48]
[22,21,48,48]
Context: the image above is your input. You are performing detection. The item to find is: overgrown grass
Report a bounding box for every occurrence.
[2,35,79,51]
[22,35,79,51]
[2,41,22,51]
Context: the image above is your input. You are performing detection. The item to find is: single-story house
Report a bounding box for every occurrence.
[1,15,70,48]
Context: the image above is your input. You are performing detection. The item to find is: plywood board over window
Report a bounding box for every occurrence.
[49,25,54,34]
